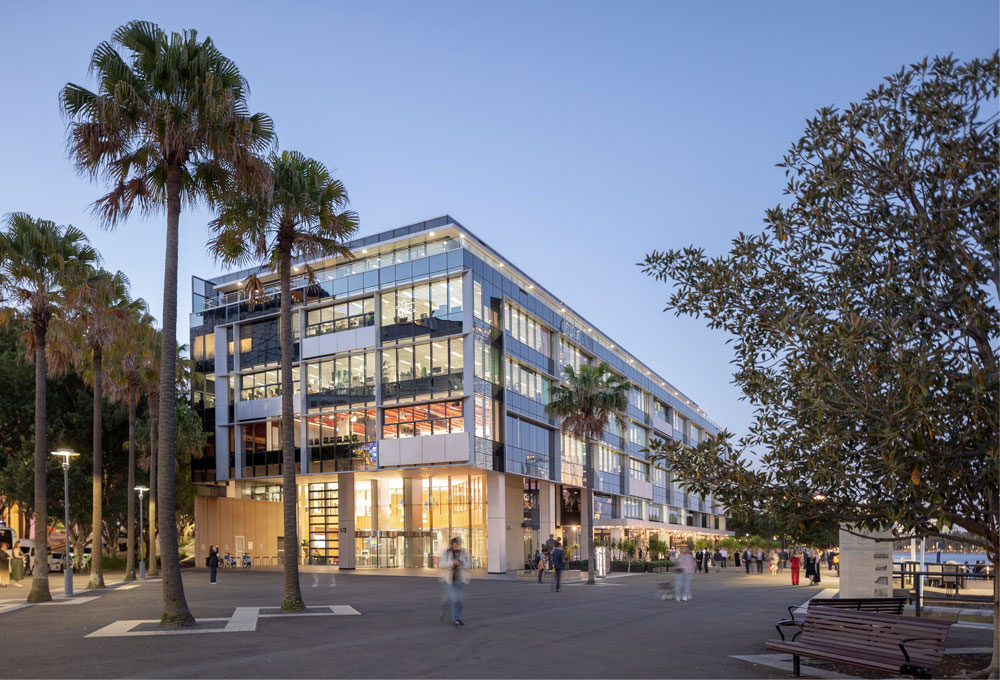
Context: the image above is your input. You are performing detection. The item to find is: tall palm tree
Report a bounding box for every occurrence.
[141,327,162,577]
[545,362,629,584]
[108,306,154,581]
[56,269,138,589]
[62,21,274,626]
[209,150,359,610]
[0,213,98,602]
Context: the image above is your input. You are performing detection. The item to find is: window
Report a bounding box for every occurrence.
[653,400,667,420]
[628,422,648,448]
[595,445,622,494]
[305,298,374,336]
[629,458,649,482]
[505,416,552,479]
[629,387,646,413]
[623,497,643,519]
[382,400,464,439]
[594,493,613,520]
[648,503,662,523]
[306,409,377,472]
[561,433,585,487]
[239,317,300,370]
[242,420,301,477]
[304,352,375,404]
[558,339,586,372]
[504,304,550,357]
[380,275,463,344]
[381,338,463,402]
[239,368,300,401]
[192,332,215,363]
[504,358,550,404]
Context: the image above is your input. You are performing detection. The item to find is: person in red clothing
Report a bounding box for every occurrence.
[789,551,801,585]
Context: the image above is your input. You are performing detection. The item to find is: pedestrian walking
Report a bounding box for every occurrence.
[208,545,219,584]
[790,552,801,585]
[719,547,728,569]
[544,533,557,553]
[536,547,548,583]
[813,552,822,585]
[10,540,24,587]
[675,546,696,601]
[769,551,779,575]
[695,548,703,573]
[755,549,764,574]
[803,551,816,584]
[550,540,566,592]
[779,549,788,573]
[743,548,752,574]
[826,551,834,571]
[0,542,9,588]
[832,553,840,574]
[713,549,722,572]
[441,537,471,625]
[733,549,740,569]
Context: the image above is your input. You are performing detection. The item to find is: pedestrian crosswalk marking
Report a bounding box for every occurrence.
[86,605,361,637]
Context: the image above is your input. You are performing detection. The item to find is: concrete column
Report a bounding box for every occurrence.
[338,473,356,569]
[539,482,556,546]
[403,477,422,568]
[486,471,507,573]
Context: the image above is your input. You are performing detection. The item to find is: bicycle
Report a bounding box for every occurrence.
[241,553,252,569]
[223,553,238,568]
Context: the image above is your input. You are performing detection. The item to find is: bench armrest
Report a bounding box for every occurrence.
[787,604,803,620]
[775,619,803,641]
[897,637,938,663]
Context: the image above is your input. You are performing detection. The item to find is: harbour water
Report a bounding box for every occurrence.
[893,551,991,566]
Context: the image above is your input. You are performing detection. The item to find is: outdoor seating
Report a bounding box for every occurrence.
[767,606,952,678]
[786,596,907,620]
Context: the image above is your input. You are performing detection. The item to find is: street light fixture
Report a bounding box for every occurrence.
[135,486,149,579]
[51,449,79,596]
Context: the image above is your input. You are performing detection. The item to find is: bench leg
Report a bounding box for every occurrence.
[793,655,801,676]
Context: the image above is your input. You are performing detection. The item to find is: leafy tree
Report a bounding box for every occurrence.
[62,21,274,627]
[53,268,139,588]
[0,214,98,602]
[545,362,629,584]
[208,150,358,611]
[108,307,154,580]
[642,54,998,675]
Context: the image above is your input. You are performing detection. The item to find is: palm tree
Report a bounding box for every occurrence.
[56,269,138,588]
[545,362,629,584]
[108,307,154,581]
[62,21,274,626]
[141,327,162,577]
[209,150,359,611]
[0,213,98,602]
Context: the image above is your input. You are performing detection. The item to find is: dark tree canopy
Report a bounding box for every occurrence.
[643,54,997,567]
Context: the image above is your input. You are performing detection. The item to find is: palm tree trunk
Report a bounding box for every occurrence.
[148,391,158,577]
[158,164,194,626]
[278,242,304,611]
[584,439,596,584]
[124,393,137,581]
[88,344,105,589]
[27,326,51,602]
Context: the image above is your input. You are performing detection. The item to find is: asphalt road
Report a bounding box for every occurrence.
[1,567,992,678]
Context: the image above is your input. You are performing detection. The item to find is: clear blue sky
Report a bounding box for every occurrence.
[1,1,996,447]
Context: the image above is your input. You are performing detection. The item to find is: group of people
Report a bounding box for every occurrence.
[532,534,567,591]
[0,541,26,588]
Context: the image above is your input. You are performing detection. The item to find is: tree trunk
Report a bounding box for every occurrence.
[584,439,596,585]
[88,344,105,588]
[124,393,137,581]
[278,241,304,611]
[158,164,194,627]
[148,390,158,577]
[26,327,51,602]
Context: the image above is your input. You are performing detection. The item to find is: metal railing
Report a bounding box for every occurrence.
[894,565,994,616]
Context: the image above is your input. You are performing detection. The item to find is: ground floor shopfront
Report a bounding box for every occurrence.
[194,469,731,573]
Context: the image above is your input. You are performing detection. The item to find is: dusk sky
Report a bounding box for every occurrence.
[1,1,996,452]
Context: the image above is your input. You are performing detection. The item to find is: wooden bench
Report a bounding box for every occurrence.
[787,596,907,620]
[766,606,953,677]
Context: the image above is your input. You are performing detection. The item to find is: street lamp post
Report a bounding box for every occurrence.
[135,486,149,579]
[51,449,79,597]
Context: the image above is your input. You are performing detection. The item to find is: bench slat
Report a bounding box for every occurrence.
[767,605,952,675]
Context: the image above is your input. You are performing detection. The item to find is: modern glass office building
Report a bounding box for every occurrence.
[189,216,730,572]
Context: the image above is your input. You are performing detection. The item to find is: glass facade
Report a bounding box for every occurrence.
[191,216,727,570]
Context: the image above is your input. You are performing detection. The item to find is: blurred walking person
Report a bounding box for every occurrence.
[790,551,801,585]
[208,546,219,584]
[550,540,566,592]
[0,542,9,588]
[675,546,696,601]
[441,537,471,625]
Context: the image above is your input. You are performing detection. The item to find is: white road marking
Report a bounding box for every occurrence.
[87,605,361,637]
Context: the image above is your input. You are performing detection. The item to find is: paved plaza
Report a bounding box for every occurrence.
[0,567,992,678]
